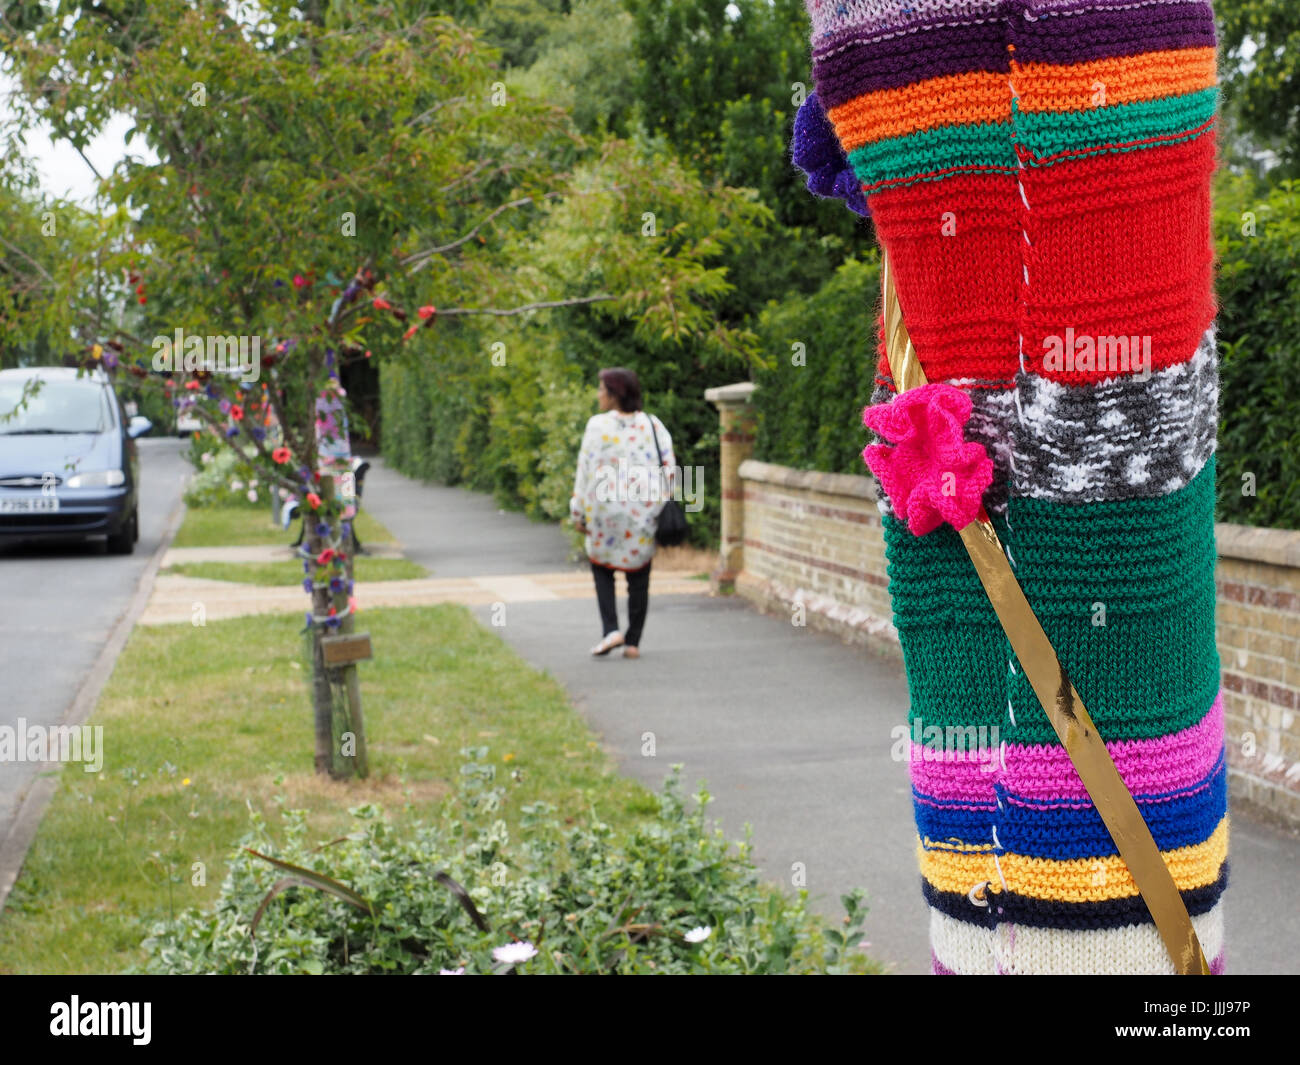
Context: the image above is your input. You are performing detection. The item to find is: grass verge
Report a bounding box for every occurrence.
[170,505,397,549]
[0,604,655,975]
[162,558,429,585]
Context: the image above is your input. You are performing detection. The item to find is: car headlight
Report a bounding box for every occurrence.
[65,469,126,489]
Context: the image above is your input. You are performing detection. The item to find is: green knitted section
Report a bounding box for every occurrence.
[847,88,1216,189]
[1015,87,1218,160]
[1004,457,1220,744]
[883,515,1009,733]
[1009,455,1218,618]
[881,458,1219,746]
[847,121,1016,190]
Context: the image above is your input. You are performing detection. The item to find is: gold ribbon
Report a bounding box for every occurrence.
[879,251,1210,975]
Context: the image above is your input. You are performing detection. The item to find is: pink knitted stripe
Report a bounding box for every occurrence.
[910,691,1223,803]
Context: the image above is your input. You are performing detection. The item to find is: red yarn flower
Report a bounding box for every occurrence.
[229,404,244,420]
[861,384,993,536]
[306,491,322,509]
[272,446,291,464]
[317,548,336,566]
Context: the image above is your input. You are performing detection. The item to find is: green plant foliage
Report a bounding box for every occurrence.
[751,254,881,477]
[1216,0,1300,177]
[1213,171,1300,528]
[138,750,877,975]
[183,446,270,509]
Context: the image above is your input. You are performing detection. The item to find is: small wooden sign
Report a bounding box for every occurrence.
[321,632,373,667]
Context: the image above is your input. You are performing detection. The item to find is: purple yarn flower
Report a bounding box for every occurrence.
[224,425,239,438]
[305,611,314,627]
[251,426,265,441]
[791,92,869,218]
[315,522,330,538]
[302,578,313,593]
[218,398,232,414]
[329,576,344,594]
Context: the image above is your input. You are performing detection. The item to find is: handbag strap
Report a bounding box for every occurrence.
[644,412,672,501]
[645,411,664,467]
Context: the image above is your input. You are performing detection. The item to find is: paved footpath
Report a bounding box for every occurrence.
[351,460,1300,972]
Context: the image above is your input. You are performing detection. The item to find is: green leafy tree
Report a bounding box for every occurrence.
[1216,0,1300,176]
[1,0,766,775]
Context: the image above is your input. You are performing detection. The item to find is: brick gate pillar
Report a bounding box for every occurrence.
[704,381,757,594]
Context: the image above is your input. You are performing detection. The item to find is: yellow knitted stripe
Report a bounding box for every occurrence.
[918,817,1228,902]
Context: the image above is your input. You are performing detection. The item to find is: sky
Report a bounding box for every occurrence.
[1,69,149,207]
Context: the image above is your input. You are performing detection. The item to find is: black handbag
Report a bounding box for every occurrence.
[645,413,688,547]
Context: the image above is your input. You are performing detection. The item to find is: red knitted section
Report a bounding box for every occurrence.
[1020,132,1217,383]
[867,172,1021,388]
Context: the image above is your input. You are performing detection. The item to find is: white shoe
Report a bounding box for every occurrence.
[590,631,624,656]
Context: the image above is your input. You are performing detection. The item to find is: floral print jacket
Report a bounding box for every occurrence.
[570,409,677,571]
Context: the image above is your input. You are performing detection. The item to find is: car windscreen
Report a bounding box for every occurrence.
[0,378,115,435]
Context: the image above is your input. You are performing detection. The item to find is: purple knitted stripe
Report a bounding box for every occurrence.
[810,0,1003,55]
[811,1,1214,108]
[812,20,1007,108]
[1010,2,1216,64]
[1022,0,1211,14]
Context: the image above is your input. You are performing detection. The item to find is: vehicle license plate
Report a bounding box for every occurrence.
[0,497,60,513]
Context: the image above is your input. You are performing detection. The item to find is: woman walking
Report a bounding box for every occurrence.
[570,368,676,658]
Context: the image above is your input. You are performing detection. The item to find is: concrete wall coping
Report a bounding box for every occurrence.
[739,458,878,501]
[704,381,757,405]
[1216,523,1300,569]
[739,459,1300,568]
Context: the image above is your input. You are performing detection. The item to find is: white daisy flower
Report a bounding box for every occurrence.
[492,941,538,965]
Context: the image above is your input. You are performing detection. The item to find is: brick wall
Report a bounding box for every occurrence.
[1214,525,1300,826]
[734,458,1300,826]
[734,460,899,661]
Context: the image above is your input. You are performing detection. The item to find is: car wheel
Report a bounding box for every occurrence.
[107,508,137,555]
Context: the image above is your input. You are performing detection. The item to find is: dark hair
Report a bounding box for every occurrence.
[598,367,642,412]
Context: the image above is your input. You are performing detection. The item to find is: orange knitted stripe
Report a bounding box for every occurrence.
[830,47,1216,151]
[828,71,1009,152]
[1014,47,1218,114]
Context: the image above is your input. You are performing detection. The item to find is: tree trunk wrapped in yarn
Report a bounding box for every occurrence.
[793,0,1226,974]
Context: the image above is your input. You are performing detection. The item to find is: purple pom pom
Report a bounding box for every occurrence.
[791,92,869,218]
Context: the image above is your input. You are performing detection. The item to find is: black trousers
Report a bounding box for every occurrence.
[591,561,652,647]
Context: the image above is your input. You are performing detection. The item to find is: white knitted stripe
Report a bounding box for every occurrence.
[930,908,998,974]
[931,900,1225,974]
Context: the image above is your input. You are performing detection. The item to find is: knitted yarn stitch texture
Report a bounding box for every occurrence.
[797,0,1226,974]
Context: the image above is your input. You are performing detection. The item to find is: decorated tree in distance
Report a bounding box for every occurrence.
[1,0,767,777]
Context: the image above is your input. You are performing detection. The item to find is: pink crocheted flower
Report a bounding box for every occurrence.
[862,384,993,536]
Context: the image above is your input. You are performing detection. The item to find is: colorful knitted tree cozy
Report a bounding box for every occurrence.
[793,0,1226,974]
